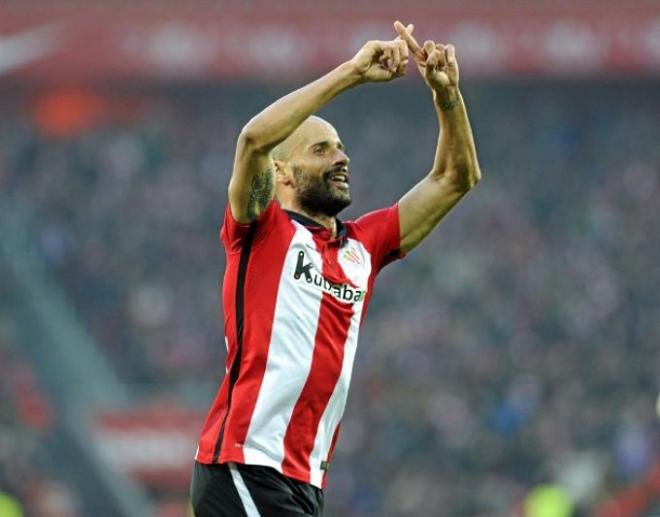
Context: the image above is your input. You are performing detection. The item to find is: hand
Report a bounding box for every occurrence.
[394,21,460,108]
[350,31,410,83]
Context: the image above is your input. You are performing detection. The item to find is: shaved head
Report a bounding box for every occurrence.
[271,116,339,163]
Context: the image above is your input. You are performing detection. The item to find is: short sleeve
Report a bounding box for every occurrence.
[220,201,279,252]
[352,204,405,272]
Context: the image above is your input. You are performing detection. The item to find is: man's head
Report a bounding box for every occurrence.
[272,116,351,218]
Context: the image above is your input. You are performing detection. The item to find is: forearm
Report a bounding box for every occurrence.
[240,62,361,151]
[430,89,481,190]
[229,36,405,224]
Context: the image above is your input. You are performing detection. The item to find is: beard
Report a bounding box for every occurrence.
[294,165,352,217]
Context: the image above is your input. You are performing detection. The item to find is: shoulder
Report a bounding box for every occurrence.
[221,200,293,251]
[345,204,399,241]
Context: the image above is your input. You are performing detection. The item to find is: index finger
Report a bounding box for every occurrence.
[394,20,423,59]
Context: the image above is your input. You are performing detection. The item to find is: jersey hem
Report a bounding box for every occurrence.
[195,448,325,490]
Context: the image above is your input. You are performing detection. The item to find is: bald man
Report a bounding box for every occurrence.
[192,22,481,516]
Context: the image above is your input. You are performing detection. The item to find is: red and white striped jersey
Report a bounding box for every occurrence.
[195,200,403,488]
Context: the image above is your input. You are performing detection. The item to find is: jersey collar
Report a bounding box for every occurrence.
[284,210,347,239]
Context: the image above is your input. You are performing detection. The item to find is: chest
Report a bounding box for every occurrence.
[284,226,372,304]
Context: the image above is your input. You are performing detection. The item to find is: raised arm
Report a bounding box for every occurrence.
[229,35,410,224]
[394,21,481,253]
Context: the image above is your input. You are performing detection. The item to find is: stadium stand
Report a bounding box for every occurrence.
[2,79,658,515]
[0,270,81,517]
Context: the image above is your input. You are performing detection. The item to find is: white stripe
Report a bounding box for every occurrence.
[308,239,371,486]
[228,463,261,517]
[243,225,324,467]
[308,308,362,486]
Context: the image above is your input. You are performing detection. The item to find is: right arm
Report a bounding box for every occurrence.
[229,35,410,224]
[229,62,360,224]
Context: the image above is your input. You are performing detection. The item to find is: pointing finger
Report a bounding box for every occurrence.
[394,20,424,60]
[393,20,414,37]
[394,21,414,38]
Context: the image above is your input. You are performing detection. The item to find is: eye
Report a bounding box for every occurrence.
[313,145,325,155]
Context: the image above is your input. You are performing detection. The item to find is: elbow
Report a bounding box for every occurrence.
[237,125,270,154]
[447,163,482,192]
[468,165,482,189]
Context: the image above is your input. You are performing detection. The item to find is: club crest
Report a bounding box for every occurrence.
[342,247,361,265]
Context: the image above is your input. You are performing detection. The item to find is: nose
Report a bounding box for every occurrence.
[333,149,349,168]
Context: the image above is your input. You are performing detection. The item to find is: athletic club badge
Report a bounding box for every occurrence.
[342,247,361,265]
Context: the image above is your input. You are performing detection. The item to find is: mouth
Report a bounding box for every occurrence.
[328,169,349,189]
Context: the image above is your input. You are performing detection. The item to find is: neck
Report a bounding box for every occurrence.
[284,202,337,236]
[304,211,336,234]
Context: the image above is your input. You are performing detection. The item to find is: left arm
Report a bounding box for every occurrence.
[395,22,482,253]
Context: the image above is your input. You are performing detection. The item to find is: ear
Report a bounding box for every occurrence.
[273,160,294,187]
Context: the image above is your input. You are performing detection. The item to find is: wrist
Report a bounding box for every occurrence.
[433,86,461,111]
[339,60,366,87]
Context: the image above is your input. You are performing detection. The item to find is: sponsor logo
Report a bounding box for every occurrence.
[294,251,366,303]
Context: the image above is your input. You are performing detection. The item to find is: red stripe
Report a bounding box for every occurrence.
[218,226,295,463]
[196,206,294,464]
[281,240,354,480]
[195,267,241,462]
[212,221,258,461]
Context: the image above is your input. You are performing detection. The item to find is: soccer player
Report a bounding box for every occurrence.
[191,21,481,516]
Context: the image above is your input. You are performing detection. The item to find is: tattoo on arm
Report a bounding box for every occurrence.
[246,168,274,220]
[438,96,459,111]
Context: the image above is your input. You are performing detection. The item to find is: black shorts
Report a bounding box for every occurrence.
[190,462,324,516]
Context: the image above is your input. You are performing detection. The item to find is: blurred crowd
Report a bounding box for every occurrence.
[0,267,81,517]
[2,79,659,515]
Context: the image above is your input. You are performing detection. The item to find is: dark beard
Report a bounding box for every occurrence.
[294,166,351,217]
